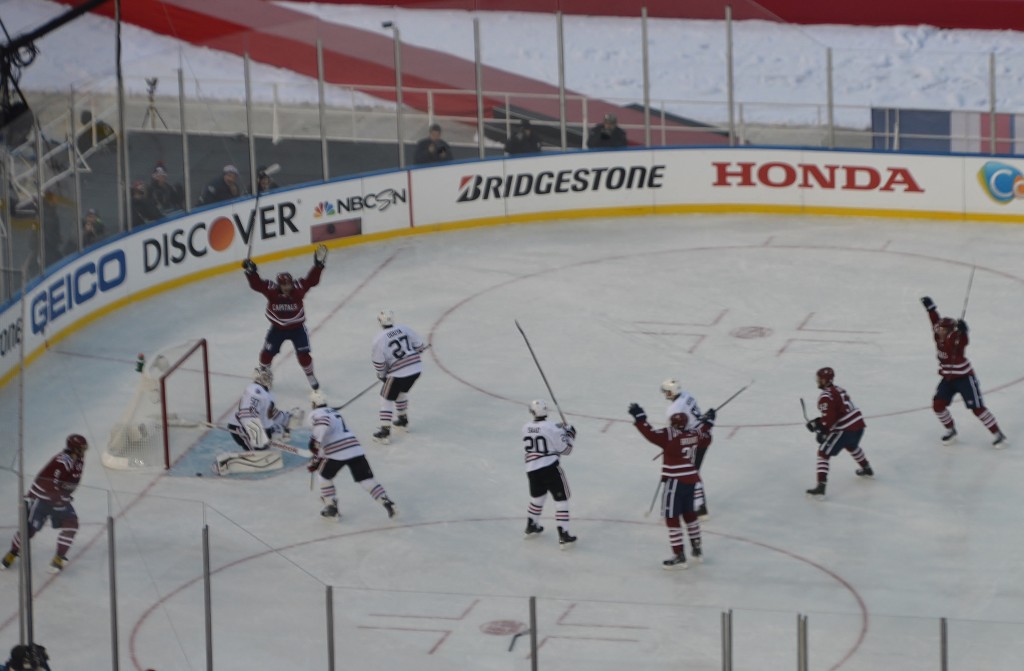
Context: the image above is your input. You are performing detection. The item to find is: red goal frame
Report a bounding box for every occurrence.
[158,338,212,469]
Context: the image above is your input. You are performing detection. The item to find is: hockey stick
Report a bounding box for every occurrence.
[200,422,313,458]
[649,384,750,461]
[331,380,381,412]
[960,265,976,320]
[643,479,664,518]
[800,398,810,423]
[514,319,568,426]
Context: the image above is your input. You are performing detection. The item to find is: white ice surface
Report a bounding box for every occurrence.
[1,213,1023,669]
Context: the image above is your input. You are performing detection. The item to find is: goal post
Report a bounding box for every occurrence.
[103,338,212,470]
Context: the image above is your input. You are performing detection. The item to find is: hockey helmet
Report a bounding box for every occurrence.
[937,316,957,333]
[254,366,273,389]
[529,399,550,419]
[816,367,835,388]
[276,272,294,290]
[378,309,395,328]
[669,413,688,430]
[660,378,681,400]
[310,390,328,408]
[65,433,88,456]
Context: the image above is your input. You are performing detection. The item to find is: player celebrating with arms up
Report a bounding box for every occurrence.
[629,402,709,569]
[804,367,873,499]
[921,297,1006,447]
[243,243,328,391]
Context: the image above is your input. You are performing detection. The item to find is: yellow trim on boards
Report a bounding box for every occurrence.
[4,202,1024,388]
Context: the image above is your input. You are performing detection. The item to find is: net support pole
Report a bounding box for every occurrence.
[203,524,213,671]
[529,596,538,671]
[940,617,948,671]
[108,516,120,671]
[326,585,335,671]
[721,609,732,670]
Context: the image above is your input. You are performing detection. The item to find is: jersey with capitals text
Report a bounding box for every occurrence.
[928,309,973,378]
[246,264,322,329]
[523,419,574,472]
[234,382,288,432]
[632,419,704,483]
[28,451,85,505]
[665,391,702,428]
[817,385,866,432]
[372,324,426,379]
[309,407,365,461]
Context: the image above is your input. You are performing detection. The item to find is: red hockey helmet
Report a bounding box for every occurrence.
[938,317,957,332]
[276,272,294,290]
[65,434,88,456]
[669,413,688,430]
[816,367,835,388]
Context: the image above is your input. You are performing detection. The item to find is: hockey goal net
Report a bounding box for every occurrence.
[103,339,212,470]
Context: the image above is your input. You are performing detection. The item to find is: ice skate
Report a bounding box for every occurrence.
[320,503,340,519]
[557,527,577,549]
[372,426,391,444]
[0,551,16,570]
[392,415,409,431]
[941,427,958,444]
[856,465,874,477]
[993,432,1008,449]
[662,552,688,570]
[48,555,68,574]
[690,540,704,564]
[524,519,544,538]
[382,497,397,519]
[806,483,827,498]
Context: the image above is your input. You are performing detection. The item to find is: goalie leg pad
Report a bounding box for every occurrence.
[215,450,284,476]
[242,419,270,450]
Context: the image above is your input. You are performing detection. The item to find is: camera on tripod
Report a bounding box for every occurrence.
[145,77,158,100]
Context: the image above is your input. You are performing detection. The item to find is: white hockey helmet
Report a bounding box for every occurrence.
[378,309,395,328]
[310,390,328,408]
[253,366,273,389]
[529,399,550,419]
[660,378,681,399]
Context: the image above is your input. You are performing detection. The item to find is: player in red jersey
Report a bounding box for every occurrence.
[804,367,873,498]
[243,243,328,390]
[921,297,1006,447]
[629,402,712,569]
[1,434,88,573]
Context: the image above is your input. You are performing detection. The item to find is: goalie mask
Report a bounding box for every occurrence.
[816,367,835,389]
[529,399,550,419]
[378,310,395,328]
[660,378,681,400]
[254,367,273,389]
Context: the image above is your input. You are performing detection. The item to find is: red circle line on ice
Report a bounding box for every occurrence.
[427,243,1024,425]
[126,519,868,671]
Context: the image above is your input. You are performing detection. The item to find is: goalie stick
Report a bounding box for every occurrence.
[514,319,568,426]
[200,422,313,458]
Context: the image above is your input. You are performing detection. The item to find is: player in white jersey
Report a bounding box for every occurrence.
[522,400,577,548]
[661,378,711,517]
[371,310,427,444]
[217,368,299,475]
[307,391,396,519]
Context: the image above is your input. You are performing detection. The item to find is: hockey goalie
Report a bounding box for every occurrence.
[216,368,303,475]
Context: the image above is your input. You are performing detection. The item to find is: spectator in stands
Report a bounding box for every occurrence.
[504,119,542,156]
[64,208,105,255]
[588,113,627,149]
[198,164,244,206]
[255,165,279,195]
[413,124,453,164]
[130,181,163,229]
[149,163,184,214]
[76,110,115,155]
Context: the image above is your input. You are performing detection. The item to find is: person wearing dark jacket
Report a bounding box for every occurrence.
[198,164,244,206]
[413,124,453,164]
[504,119,542,155]
[588,113,628,149]
[149,164,184,214]
[130,181,163,229]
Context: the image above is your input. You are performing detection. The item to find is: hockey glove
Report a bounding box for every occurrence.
[703,408,717,423]
[806,418,822,433]
[815,429,827,445]
[563,424,577,439]
[307,439,320,456]
[307,456,325,473]
[628,403,646,421]
[920,296,936,311]
[242,259,257,274]
[956,319,969,334]
[314,244,328,268]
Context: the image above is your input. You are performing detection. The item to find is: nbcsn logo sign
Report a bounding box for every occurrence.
[978,161,1024,204]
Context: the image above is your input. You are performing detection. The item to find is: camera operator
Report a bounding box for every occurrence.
[413,124,453,164]
[588,113,628,149]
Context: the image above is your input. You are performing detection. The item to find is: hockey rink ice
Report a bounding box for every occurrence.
[2,212,1024,670]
